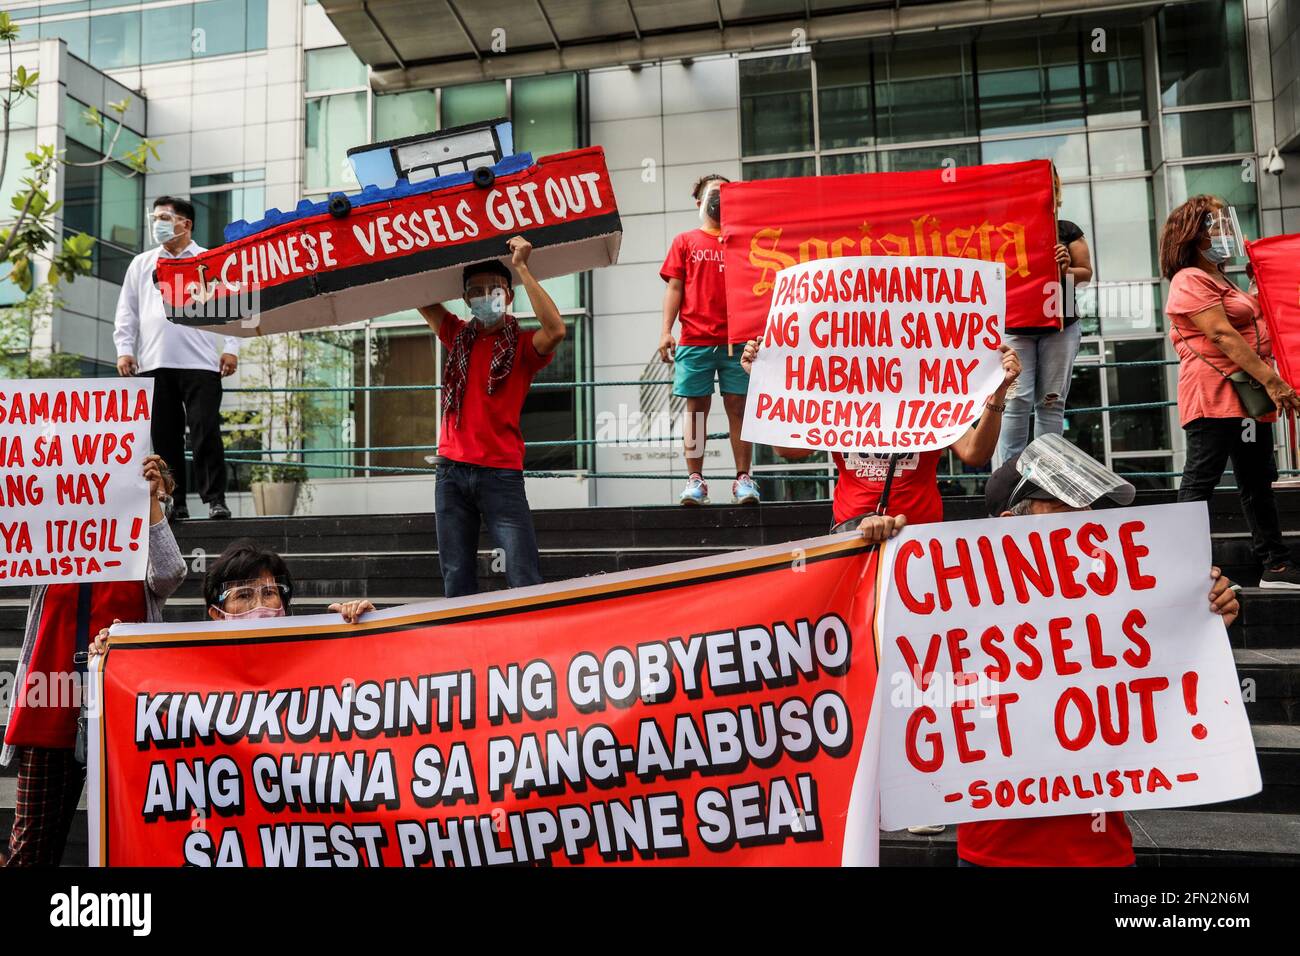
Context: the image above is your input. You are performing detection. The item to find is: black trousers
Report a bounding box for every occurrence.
[1177,416,1290,569]
[143,368,227,507]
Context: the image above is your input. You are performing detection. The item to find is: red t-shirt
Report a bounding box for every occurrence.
[831,451,944,526]
[436,315,554,470]
[6,581,146,749]
[958,814,1135,867]
[660,228,728,345]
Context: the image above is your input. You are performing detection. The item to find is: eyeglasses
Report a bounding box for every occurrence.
[149,212,189,224]
[217,579,290,610]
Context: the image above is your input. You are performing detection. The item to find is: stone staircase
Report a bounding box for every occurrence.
[2,489,1297,866]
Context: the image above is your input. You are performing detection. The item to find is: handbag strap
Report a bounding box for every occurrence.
[1172,275,1263,382]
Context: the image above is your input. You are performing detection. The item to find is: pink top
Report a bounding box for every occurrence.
[1166,267,1276,425]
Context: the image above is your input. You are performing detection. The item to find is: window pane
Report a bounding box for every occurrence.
[740,53,813,156]
[1091,178,1156,280]
[976,30,1083,134]
[141,3,192,65]
[441,80,507,128]
[980,133,1087,178]
[1162,107,1253,158]
[306,46,367,93]
[821,152,876,176]
[1077,280,1161,335]
[89,10,140,69]
[1087,127,1148,174]
[815,41,873,149]
[1158,0,1249,107]
[40,17,89,60]
[246,0,267,51]
[742,157,815,180]
[1084,22,1146,125]
[1166,161,1260,242]
[1106,339,1170,453]
[193,0,246,58]
[300,330,366,476]
[874,36,976,143]
[193,185,264,248]
[514,73,578,156]
[65,95,101,151]
[63,141,100,239]
[101,161,143,252]
[1063,364,1104,460]
[369,326,436,475]
[878,143,979,172]
[375,89,437,141]
[0,129,36,211]
[520,316,578,470]
[305,92,366,191]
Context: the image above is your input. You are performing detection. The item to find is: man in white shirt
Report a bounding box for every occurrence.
[114,196,240,520]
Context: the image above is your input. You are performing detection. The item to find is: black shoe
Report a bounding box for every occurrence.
[169,506,189,522]
[1259,563,1300,589]
[208,501,232,520]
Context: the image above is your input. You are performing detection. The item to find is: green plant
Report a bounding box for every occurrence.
[238,331,354,494]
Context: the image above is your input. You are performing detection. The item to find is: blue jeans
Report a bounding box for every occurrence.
[994,323,1084,469]
[435,461,543,598]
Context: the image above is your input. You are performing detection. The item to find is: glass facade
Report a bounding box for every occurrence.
[60,94,145,284]
[736,0,1260,490]
[22,0,267,68]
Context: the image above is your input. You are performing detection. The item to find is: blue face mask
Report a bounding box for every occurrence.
[152,218,176,245]
[1204,237,1233,264]
[468,294,506,327]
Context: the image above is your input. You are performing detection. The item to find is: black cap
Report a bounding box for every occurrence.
[984,454,1055,516]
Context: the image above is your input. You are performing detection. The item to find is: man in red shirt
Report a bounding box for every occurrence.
[418,237,566,597]
[659,173,759,507]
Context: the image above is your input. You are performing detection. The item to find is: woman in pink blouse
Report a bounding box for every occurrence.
[1162,194,1300,588]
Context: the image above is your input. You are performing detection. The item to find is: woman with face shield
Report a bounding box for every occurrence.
[1161,195,1300,588]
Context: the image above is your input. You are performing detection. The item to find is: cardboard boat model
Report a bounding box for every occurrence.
[155,118,621,336]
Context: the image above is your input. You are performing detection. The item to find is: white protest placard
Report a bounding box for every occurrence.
[876,501,1259,830]
[0,379,154,584]
[741,255,1006,454]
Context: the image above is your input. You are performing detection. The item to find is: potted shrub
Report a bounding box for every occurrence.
[250,461,308,516]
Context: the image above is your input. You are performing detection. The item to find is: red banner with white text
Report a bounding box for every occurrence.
[720,160,1058,343]
[89,537,882,867]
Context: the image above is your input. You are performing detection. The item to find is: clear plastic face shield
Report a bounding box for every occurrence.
[214,577,291,618]
[1012,433,1136,511]
[1204,205,1246,264]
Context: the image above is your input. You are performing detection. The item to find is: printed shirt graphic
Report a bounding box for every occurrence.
[831,450,943,526]
[436,315,554,470]
[661,229,729,345]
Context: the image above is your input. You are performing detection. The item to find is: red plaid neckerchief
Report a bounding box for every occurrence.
[441,316,520,426]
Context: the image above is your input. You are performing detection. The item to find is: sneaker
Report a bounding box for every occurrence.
[208,500,232,520]
[733,473,761,505]
[1259,563,1300,589]
[679,474,710,506]
[907,824,947,835]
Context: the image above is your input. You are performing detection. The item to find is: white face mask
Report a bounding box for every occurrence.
[152,218,176,245]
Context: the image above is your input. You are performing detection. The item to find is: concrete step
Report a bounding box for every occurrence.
[882,808,1300,866]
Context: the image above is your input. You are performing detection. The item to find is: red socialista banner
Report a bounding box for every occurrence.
[89,536,882,867]
[1247,233,1300,387]
[720,160,1058,343]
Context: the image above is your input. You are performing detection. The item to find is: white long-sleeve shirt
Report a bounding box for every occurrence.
[113,240,240,373]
